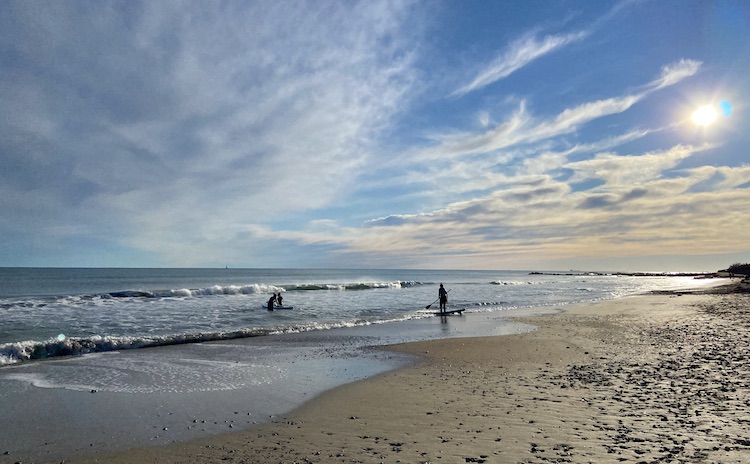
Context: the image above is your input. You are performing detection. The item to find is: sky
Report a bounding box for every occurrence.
[1,0,749,272]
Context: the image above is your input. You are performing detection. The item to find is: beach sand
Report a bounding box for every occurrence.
[22,284,750,463]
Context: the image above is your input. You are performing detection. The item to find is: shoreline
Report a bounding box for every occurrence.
[51,281,749,464]
[0,299,538,463]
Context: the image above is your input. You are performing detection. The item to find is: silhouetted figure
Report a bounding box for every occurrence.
[438,283,448,312]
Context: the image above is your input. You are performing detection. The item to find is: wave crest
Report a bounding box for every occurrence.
[0,329,271,365]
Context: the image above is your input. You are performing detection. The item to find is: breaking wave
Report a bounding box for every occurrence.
[0,329,272,365]
[106,280,429,298]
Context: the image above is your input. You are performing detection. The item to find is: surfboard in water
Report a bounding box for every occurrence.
[433,308,465,316]
[261,304,294,310]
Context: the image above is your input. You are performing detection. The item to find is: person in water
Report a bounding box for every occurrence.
[438,283,448,311]
[276,292,283,306]
[267,294,276,311]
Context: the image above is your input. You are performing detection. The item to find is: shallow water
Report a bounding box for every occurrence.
[0,268,717,365]
[0,309,535,462]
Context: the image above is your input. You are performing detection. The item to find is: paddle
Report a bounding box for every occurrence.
[425,288,450,309]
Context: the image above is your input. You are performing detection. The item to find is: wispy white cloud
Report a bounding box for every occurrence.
[0,1,421,265]
[453,30,588,96]
[409,60,699,168]
[649,59,702,90]
[354,57,699,227]
[451,0,640,98]
[523,128,655,175]
[563,144,709,188]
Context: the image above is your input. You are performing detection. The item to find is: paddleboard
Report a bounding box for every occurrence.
[433,308,465,316]
[261,304,294,310]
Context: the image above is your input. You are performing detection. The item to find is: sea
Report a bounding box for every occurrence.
[0,267,726,461]
[0,267,718,366]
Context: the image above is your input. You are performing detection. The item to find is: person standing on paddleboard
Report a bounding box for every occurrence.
[438,283,448,311]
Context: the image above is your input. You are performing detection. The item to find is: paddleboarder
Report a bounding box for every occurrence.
[438,283,448,312]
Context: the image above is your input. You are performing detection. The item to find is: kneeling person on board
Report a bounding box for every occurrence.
[276,292,283,306]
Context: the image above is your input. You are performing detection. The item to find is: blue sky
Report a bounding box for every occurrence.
[1,0,749,271]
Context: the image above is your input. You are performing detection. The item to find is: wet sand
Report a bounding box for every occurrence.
[0,306,534,463]
[53,282,750,464]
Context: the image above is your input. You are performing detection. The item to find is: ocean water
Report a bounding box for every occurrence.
[0,267,728,461]
[0,267,718,366]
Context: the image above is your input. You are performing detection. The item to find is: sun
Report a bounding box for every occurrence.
[691,104,719,126]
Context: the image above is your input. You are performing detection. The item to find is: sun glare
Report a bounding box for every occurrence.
[691,105,719,126]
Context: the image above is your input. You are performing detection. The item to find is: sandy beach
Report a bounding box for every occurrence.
[34,282,744,464]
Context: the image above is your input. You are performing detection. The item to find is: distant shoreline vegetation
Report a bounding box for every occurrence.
[725,263,750,276]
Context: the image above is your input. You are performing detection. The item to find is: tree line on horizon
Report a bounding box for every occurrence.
[724,263,750,275]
